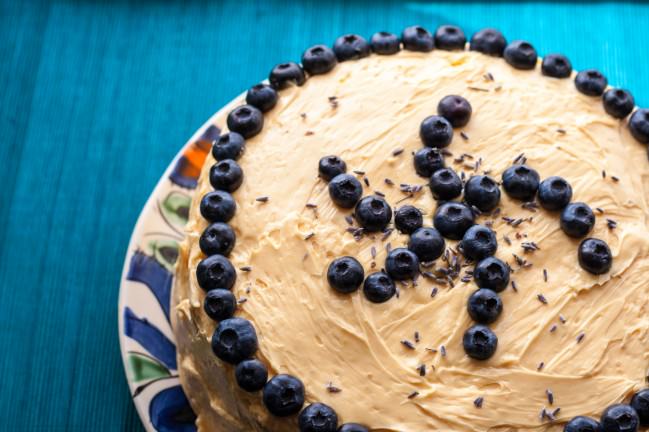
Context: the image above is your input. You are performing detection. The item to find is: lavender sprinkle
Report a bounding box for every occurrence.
[326,382,342,393]
[239,266,252,272]
[546,389,554,405]
[576,332,585,343]
[474,397,484,408]
[401,340,416,350]
[550,324,557,333]
[537,294,548,304]
[392,148,404,156]
[408,391,419,399]
[537,361,545,371]
[256,196,269,202]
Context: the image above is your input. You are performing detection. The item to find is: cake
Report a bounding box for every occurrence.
[172,25,649,432]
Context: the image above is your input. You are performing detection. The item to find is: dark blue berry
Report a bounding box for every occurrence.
[467,288,502,324]
[370,32,400,55]
[209,159,243,192]
[269,62,306,90]
[235,359,268,392]
[463,324,498,360]
[227,105,263,139]
[464,175,500,212]
[328,174,362,208]
[579,238,612,275]
[212,132,245,161]
[420,115,454,148]
[541,54,572,78]
[302,45,338,75]
[211,317,258,364]
[504,40,537,70]
[565,416,602,432]
[408,227,445,262]
[600,404,639,432]
[560,202,595,238]
[501,164,540,201]
[200,191,236,223]
[537,176,572,211]
[437,95,472,128]
[355,195,392,232]
[327,256,365,294]
[385,248,420,280]
[413,147,445,177]
[204,289,237,321]
[473,257,509,293]
[363,272,396,303]
[199,222,235,256]
[470,28,506,57]
[429,168,462,201]
[433,202,475,240]
[245,84,278,113]
[299,403,338,432]
[263,374,305,417]
[434,25,466,50]
[575,69,608,97]
[461,225,497,261]
[196,255,236,291]
[629,109,649,143]
[394,205,423,234]
[603,89,635,119]
[333,34,370,61]
[631,389,649,426]
[318,155,347,181]
[401,26,433,52]
[338,424,369,432]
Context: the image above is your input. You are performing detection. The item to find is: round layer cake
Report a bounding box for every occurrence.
[172,26,649,432]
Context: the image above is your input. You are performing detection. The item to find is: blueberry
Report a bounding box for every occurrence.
[204,289,237,321]
[235,359,268,392]
[212,132,245,161]
[437,95,472,128]
[227,105,264,139]
[363,272,396,303]
[318,155,347,181]
[327,256,365,294]
[564,416,602,432]
[385,248,420,280]
[211,317,258,364]
[408,227,445,262]
[196,254,236,291]
[338,424,369,432]
[560,202,595,238]
[501,164,540,201]
[575,69,608,97]
[394,205,423,234]
[469,28,506,56]
[245,83,278,113]
[461,225,497,261]
[269,62,306,90]
[414,148,445,178]
[600,404,639,432]
[429,168,463,201]
[263,374,305,417]
[473,257,510,292]
[200,191,236,223]
[209,159,244,192]
[302,45,338,75]
[333,34,370,61]
[464,175,500,212]
[603,89,635,119]
[328,174,363,208]
[355,195,392,232]
[433,202,475,240]
[434,25,466,50]
[579,238,612,275]
[631,389,649,426]
[420,115,454,148]
[199,222,236,256]
[629,109,649,144]
[370,31,400,55]
[299,403,338,432]
[463,324,498,360]
[504,40,537,70]
[401,26,433,52]
[538,176,572,211]
[467,288,503,324]
[541,54,572,78]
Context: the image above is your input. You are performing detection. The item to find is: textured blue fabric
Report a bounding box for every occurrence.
[1,1,648,430]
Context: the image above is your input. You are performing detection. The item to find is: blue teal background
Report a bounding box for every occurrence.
[2,0,649,430]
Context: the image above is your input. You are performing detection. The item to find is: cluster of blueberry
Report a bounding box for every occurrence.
[565,389,649,432]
